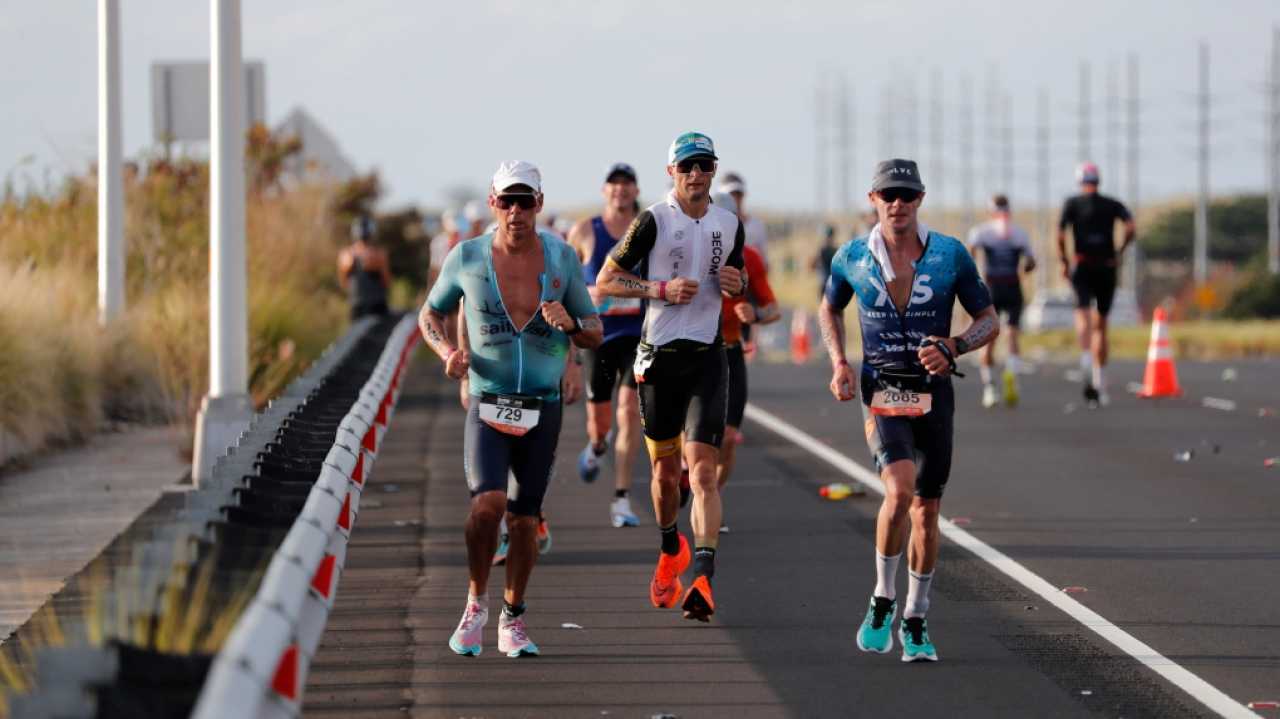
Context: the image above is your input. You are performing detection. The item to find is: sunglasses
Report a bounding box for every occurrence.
[675,157,717,174]
[495,193,538,210]
[877,188,922,204]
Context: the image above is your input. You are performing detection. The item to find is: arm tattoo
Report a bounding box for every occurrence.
[420,310,455,359]
[956,314,998,353]
[818,302,846,362]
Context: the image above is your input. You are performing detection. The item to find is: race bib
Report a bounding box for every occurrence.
[478,393,542,436]
[870,388,932,417]
[632,344,657,384]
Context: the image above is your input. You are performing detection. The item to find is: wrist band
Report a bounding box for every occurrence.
[445,347,458,363]
[657,281,667,300]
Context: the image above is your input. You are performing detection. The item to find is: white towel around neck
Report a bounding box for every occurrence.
[867,222,931,282]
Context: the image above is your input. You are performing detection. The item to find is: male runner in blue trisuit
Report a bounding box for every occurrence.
[820,159,998,662]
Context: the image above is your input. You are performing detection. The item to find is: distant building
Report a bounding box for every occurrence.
[275,107,355,182]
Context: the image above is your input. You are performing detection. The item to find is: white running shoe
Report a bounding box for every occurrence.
[498,611,540,657]
[448,599,488,656]
[1097,389,1111,407]
[981,384,999,409]
[610,496,639,528]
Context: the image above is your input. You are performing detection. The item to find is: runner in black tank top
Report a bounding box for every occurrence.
[1055,163,1136,407]
[566,163,644,529]
[339,216,392,320]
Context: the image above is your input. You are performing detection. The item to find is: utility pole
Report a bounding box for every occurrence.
[1194,42,1210,285]
[1126,54,1141,291]
[1037,88,1051,293]
[1079,61,1092,162]
[837,72,851,215]
[1106,60,1119,180]
[985,64,1000,194]
[1268,26,1279,275]
[1002,93,1014,197]
[97,0,124,325]
[815,72,827,215]
[929,67,944,211]
[906,74,919,161]
[961,74,975,229]
[193,0,253,485]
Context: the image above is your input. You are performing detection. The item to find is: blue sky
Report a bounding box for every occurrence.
[2,1,1277,214]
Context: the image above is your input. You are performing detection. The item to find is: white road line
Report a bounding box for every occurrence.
[743,402,1258,719]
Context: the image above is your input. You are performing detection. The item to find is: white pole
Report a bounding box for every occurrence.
[193,0,252,484]
[97,0,124,324]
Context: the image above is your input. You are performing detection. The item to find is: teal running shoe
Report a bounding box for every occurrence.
[856,596,896,654]
[492,533,509,566]
[899,616,939,662]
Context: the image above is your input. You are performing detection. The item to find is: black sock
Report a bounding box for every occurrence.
[615,488,628,499]
[693,547,716,579]
[660,523,680,555]
[502,601,525,618]
[592,441,607,456]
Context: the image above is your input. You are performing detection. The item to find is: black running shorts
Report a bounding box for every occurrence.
[635,340,728,457]
[584,335,640,403]
[858,372,955,500]
[463,397,563,516]
[1071,264,1117,316]
[725,342,748,427]
[988,282,1024,328]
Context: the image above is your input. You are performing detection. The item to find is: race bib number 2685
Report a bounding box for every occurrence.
[870,389,932,417]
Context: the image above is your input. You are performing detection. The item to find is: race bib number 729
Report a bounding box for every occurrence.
[478,394,542,436]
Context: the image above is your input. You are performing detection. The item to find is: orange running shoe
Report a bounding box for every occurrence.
[681,575,716,622]
[649,534,690,608]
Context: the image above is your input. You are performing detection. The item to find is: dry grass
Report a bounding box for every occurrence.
[0,162,350,459]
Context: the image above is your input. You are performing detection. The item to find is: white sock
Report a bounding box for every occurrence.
[979,365,993,385]
[1079,352,1092,373]
[1006,355,1021,374]
[468,592,488,607]
[874,551,901,600]
[499,517,508,535]
[1092,364,1106,390]
[904,570,934,618]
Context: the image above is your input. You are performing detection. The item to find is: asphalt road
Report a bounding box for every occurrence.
[306,353,1279,718]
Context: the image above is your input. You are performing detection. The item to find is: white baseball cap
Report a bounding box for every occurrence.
[463,200,485,222]
[492,160,542,193]
[718,172,746,194]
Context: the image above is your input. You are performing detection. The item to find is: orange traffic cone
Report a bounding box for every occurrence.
[790,310,812,364]
[1138,307,1182,398]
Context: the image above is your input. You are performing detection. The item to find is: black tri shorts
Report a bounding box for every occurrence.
[725,341,748,428]
[635,339,728,457]
[988,281,1024,329]
[585,335,640,403]
[463,396,563,516]
[1071,263,1117,316]
[858,371,955,500]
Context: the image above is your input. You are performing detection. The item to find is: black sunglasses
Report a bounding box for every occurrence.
[495,193,538,210]
[675,157,717,174]
[877,188,922,204]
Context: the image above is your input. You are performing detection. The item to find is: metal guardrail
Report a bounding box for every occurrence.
[5,313,420,719]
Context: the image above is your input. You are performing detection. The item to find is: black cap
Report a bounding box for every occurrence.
[605,162,637,183]
[870,159,925,192]
[351,215,376,241]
